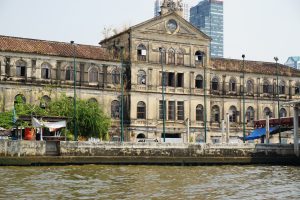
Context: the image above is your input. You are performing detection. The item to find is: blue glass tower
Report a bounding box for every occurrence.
[190,0,224,58]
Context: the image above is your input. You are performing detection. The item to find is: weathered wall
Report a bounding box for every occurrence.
[0,140,46,157]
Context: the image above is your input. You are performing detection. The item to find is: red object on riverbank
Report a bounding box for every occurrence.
[24,128,35,140]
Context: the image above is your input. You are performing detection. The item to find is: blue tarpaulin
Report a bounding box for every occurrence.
[245,127,278,141]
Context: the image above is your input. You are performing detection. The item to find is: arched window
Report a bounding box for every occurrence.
[211,105,220,123]
[65,66,74,81]
[246,106,255,123]
[41,63,51,79]
[40,95,51,108]
[195,75,203,89]
[89,67,98,83]
[112,69,120,85]
[246,79,254,94]
[229,78,236,92]
[137,70,146,85]
[14,94,26,105]
[159,47,166,64]
[263,107,272,117]
[196,104,204,121]
[177,49,184,65]
[137,133,146,139]
[295,82,300,95]
[263,80,272,94]
[168,48,175,64]
[88,98,98,104]
[111,100,120,119]
[212,76,219,91]
[280,108,287,118]
[16,60,26,77]
[195,51,204,65]
[229,106,237,123]
[137,101,146,119]
[279,81,285,95]
[137,44,147,61]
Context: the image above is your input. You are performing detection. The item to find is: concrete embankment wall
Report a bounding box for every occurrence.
[0,141,299,166]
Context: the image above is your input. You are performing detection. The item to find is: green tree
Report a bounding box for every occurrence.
[0,95,111,140]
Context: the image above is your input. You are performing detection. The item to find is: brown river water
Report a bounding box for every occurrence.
[0,165,299,200]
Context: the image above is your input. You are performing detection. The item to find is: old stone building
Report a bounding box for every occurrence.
[1,0,300,143]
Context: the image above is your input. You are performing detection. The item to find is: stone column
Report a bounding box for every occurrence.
[293,106,299,157]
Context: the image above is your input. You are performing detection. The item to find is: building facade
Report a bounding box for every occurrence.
[190,0,224,58]
[285,56,300,70]
[0,0,299,143]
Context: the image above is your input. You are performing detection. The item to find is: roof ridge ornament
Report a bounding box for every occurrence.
[161,0,184,17]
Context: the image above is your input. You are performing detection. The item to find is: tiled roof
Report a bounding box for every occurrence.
[211,58,300,77]
[0,35,110,61]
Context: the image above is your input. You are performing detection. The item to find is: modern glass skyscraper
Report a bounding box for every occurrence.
[154,0,190,21]
[190,0,224,58]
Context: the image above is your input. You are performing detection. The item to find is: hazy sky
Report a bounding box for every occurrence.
[0,0,299,63]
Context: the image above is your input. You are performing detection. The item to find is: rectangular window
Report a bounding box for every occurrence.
[168,101,175,120]
[177,101,184,120]
[168,72,175,87]
[176,73,184,87]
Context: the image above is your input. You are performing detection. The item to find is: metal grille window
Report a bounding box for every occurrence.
[211,105,220,122]
[137,101,146,119]
[168,48,175,64]
[196,104,204,121]
[177,101,184,120]
[168,101,175,120]
[111,100,120,119]
[16,60,26,77]
[137,44,147,61]
[41,63,51,79]
[89,67,98,83]
[66,66,74,81]
[195,75,203,89]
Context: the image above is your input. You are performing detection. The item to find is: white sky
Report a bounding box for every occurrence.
[0,0,299,63]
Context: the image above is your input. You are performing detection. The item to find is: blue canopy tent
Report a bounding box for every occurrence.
[245,127,278,141]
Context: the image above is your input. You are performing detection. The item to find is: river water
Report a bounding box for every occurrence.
[0,165,299,200]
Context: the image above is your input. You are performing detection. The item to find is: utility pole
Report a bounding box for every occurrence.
[242,54,246,143]
[71,41,77,141]
[274,57,281,144]
[159,47,166,142]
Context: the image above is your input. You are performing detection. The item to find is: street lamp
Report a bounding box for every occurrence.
[70,41,77,141]
[159,47,166,142]
[274,56,281,144]
[202,53,207,143]
[119,46,124,143]
[242,54,246,143]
